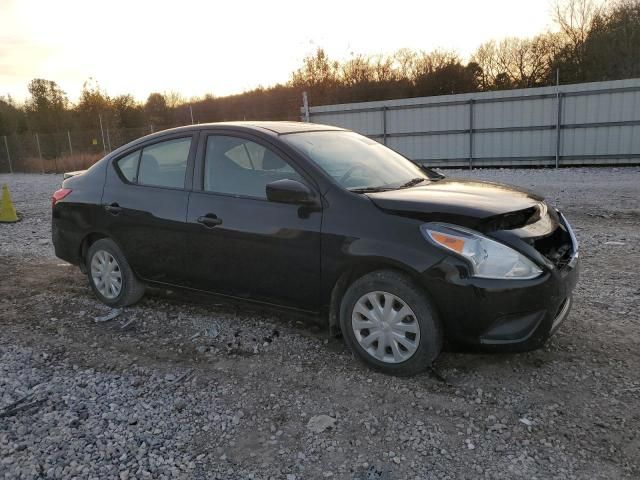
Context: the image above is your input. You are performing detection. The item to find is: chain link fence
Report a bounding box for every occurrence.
[0,125,165,174]
[0,91,306,174]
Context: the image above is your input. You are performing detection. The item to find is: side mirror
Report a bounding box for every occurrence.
[266,179,315,205]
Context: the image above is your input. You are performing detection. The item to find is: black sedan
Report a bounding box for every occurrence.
[52,122,579,375]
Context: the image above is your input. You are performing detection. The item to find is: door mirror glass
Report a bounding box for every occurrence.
[266,179,314,205]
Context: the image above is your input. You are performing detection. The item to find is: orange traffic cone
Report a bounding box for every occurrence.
[0,184,19,223]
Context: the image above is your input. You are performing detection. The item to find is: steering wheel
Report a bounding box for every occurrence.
[339,164,371,184]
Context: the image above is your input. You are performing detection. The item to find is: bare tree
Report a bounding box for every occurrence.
[370,55,397,83]
[473,34,561,89]
[163,91,186,109]
[553,0,603,76]
[340,54,374,86]
[290,48,339,88]
[472,41,500,89]
[554,0,601,45]
[413,50,460,80]
[392,49,419,81]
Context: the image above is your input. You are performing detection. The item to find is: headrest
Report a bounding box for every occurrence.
[141,153,159,170]
[262,149,285,170]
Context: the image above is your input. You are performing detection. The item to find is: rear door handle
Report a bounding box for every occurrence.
[104,203,122,215]
[197,214,222,228]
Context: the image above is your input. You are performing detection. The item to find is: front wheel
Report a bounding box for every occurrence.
[339,270,442,376]
[86,238,145,307]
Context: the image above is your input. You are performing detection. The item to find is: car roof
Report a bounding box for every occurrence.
[218,121,346,135]
[148,121,346,138]
[104,121,347,161]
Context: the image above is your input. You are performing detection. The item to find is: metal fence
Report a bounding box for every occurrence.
[304,78,640,168]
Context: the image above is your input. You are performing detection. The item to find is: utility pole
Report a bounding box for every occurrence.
[3,136,12,173]
[67,130,73,155]
[189,105,194,124]
[555,68,562,169]
[302,91,310,122]
[35,133,44,173]
[99,114,106,154]
[468,99,474,170]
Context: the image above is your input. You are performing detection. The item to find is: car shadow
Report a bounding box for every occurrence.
[142,284,556,380]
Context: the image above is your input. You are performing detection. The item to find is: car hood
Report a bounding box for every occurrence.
[366,178,546,230]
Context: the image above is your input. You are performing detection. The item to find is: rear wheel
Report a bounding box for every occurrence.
[339,270,442,376]
[86,238,145,307]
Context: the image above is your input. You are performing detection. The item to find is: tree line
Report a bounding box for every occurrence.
[0,0,638,139]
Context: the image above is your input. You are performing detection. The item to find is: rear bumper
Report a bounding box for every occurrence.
[52,217,84,267]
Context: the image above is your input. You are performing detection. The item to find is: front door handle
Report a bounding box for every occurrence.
[104,203,122,215]
[197,214,222,228]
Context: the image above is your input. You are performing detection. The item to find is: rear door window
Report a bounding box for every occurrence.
[116,150,140,183]
[138,137,192,189]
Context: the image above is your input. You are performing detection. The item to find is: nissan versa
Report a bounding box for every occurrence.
[52,122,579,375]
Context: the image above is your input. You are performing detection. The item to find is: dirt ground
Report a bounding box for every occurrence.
[1,168,639,479]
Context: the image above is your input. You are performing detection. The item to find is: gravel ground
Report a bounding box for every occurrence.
[1,168,639,479]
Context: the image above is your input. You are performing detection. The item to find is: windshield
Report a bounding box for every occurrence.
[282,130,430,191]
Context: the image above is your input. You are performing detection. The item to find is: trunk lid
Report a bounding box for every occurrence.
[63,170,87,180]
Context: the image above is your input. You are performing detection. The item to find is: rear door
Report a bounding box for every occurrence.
[184,131,322,311]
[101,133,197,284]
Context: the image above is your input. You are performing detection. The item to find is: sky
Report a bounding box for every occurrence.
[0,0,557,103]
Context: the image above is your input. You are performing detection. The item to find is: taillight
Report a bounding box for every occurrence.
[52,188,72,208]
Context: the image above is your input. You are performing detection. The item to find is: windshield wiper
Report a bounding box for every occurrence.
[348,186,395,193]
[349,178,427,193]
[418,165,445,179]
[398,177,428,189]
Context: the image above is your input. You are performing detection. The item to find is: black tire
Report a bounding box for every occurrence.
[86,238,145,307]
[339,270,442,376]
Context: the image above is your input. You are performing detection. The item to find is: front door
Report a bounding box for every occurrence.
[185,133,322,311]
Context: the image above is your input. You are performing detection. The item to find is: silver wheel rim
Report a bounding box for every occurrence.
[90,250,122,300]
[351,291,420,364]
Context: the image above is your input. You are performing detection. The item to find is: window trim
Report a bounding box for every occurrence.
[110,132,198,191]
[197,131,319,202]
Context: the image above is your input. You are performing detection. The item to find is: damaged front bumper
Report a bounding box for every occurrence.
[423,209,580,351]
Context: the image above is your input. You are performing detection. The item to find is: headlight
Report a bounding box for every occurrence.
[420,223,543,280]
